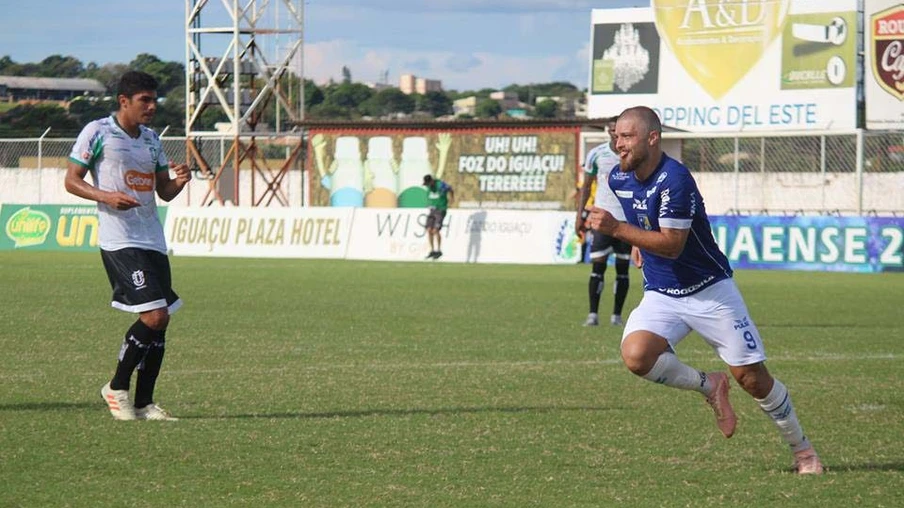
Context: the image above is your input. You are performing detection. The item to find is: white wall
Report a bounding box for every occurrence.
[0,167,305,207]
[1,167,900,215]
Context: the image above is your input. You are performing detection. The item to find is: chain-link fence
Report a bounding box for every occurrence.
[582,130,903,216]
[3,129,903,214]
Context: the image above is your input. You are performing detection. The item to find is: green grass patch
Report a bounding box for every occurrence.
[1,252,902,506]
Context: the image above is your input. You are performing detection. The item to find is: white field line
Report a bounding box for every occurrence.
[0,353,898,381]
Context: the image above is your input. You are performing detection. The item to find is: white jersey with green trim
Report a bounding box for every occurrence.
[583,142,625,221]
[69,116,169,253]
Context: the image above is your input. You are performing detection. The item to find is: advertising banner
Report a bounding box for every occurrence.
[163,206,353,259]
[0,204,167,252]
[346,208,584,264]
[588,1,859,132]
[307,128,579,212]
[865,0,904,130]
[711,215,904,272]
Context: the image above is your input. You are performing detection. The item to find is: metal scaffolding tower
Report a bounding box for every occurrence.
[185,0,304,206]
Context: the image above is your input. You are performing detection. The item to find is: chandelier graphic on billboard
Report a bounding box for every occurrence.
[592,22,660,94]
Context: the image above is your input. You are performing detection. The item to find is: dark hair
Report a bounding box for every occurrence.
[117,71,158,98]
[618,106,662,135]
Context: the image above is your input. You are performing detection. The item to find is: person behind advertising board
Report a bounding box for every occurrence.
[575,117,633,327]
[587,106,824,474]
[423,174,454,259]
[64,70,191,421]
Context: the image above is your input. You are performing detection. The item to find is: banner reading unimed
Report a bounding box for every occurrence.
[307,128,580,211]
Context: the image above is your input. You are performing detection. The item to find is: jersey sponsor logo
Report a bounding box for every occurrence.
[733,317,751,330]
[656,172,668,184]
[660,275,715,296]
[646,185,658,198]
[659,188,671,214]
[615,190,633,198]
[125,170,154,192]
[131,269,147,289]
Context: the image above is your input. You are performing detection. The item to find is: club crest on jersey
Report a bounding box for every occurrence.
[148,146,159,161]
[637,214,653,231]
[131,270,147,289]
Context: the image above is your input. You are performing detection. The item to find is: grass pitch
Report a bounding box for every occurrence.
[0,252,902,507]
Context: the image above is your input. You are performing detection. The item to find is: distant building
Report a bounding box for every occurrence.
[489,91,520,111]
[0,76,106,101]
[365,82,394,92]
[535,95,586,118]
[453,96,478,117]
[399,74,443,95]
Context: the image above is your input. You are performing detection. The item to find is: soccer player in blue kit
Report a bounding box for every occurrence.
[588,106,824,474]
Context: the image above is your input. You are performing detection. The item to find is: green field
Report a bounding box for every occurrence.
[1,252,902,507]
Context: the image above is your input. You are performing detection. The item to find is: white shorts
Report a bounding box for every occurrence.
[622,278,767,367]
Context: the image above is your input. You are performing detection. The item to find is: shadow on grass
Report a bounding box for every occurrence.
[182,405,620,420]
[0,402,97,411]
[823,462,904,473]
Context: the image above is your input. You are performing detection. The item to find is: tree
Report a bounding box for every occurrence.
[304,79,324,111]
[534,99,558,119]
[83,63,130,94]
[0,103,80,136]
[360,88,415,118]
[475,98,502,118]
[322,82,373,109]
[341,66,352,84]
[307,102,353,120]
[37,55,84,78]
[129,54,184,96]
[67,96,116,123]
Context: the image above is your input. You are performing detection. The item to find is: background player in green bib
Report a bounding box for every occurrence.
[423,174,454,259]
[65,71,192,421]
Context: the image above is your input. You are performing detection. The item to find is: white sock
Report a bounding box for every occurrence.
[642,353,709,394]
[755,378,810,453]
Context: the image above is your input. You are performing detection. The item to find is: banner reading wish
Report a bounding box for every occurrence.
[587,0,858,133]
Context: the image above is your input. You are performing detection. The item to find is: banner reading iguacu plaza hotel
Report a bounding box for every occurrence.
[587,0,859,132]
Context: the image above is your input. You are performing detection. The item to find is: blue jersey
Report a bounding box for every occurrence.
[609,154,732,297]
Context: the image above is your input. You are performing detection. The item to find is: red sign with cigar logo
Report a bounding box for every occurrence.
[871,4,904,100]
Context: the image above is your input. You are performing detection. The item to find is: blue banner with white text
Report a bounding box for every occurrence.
[710,215,903,273]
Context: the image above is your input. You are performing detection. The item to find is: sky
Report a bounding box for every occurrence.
[0,0,644,91]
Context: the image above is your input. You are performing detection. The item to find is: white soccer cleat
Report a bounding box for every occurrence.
[135,403,179,421]
[583,313,599,327]
[101,382,136,421]
[610,314,623,326]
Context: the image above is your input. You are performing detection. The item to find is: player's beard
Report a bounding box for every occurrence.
[620,147,646,173]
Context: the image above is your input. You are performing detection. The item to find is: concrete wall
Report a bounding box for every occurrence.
[1,167,900,215]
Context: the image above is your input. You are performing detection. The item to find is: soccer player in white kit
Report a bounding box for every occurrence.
[576,118,632,327]
[65,71,192,421]
[588,106,824,474]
